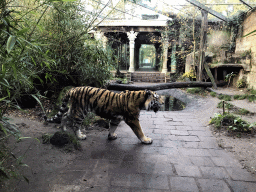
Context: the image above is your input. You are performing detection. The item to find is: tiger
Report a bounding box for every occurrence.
[44,86,164,144]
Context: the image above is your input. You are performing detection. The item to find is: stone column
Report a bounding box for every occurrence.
[127,31,138,72]
[94,31,108,48]
[161,34,169,74]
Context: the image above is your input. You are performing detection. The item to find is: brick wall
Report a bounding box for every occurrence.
[236,8,256,89]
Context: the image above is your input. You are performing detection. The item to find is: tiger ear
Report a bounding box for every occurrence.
[146,90,152,96]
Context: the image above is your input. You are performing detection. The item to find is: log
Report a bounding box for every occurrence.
[107,81,213,91]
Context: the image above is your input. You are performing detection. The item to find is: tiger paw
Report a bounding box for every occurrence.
[108,133,117,140]
[141,137,153,144]
[76,130,86,140]
[78,134,86,140]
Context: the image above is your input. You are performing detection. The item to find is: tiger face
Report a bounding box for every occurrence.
[144,90,164,113]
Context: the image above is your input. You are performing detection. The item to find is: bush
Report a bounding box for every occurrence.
[210,92,217,97]
[186,87,203,94]
[217,101,234,109]
[236,78,247,88]
[210,113,255,133]
[236,108,250,115]
[234,94,247,100]
[181,70,196,81]
[218,94,232,101]
[250,89,256,95]
[247,94,256,102]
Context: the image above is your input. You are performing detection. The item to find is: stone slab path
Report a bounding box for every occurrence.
[3,110,256,192]
[48,111,256,192]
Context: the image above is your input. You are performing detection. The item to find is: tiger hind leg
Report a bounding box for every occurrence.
[68,106,87,140]
[108,118,122,140]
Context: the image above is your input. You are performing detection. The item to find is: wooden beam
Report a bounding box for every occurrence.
[239,0,253,9]
[185,0,228,22]
[107,82,213,91]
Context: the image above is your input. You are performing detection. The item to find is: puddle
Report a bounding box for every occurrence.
[159,95,186,111]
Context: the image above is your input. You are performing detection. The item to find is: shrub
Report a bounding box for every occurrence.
[218,94,232,101]
[250,89,256,95]
[181,70,196,81]
[187,87,203,94]
[234,94,247,100]
[210,92,217,97]
[236,108,250,115]
[217,101,234,109]
[236,78,247,88]
[210,113,255,133]
[247,94,256,102]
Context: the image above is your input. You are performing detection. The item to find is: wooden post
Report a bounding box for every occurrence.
[198,10,217,89]
[198,10,208,81]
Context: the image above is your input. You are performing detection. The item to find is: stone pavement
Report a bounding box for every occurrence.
[48,110,256,192]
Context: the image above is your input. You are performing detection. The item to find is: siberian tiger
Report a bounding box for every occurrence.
[44,86,164,144]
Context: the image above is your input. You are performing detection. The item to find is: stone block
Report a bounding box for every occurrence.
[174,165,202,177]
[197,178,231,192]
[169,177,199,192]
[200,166,230,179]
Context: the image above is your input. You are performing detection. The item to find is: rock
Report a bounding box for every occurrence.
[50,131,70,146]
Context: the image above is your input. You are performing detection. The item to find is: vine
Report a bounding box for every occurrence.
[227,11,246,52]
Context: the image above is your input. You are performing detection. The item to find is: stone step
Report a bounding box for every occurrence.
[131,72,166,83]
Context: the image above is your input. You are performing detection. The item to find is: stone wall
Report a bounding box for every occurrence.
[236,8,256,89]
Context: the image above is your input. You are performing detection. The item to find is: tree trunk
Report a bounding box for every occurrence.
[107,82,213,91]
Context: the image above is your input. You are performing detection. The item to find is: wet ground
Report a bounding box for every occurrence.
[1,87,256,192]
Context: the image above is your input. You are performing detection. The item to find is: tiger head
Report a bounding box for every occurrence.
[144,90,164,113]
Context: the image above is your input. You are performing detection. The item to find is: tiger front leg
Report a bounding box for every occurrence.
[108,124,118,140]
[125,118,153,144]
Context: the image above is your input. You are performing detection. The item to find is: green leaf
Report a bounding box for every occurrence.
[43,61,51,69]
[0,97,7,102]
[11,63,17,79]
[0,123,7,135]
[17,137,31,142]
[17,28,29,36]
[243,30,256,37]
[31,94,45,114]
[6,35,16,54]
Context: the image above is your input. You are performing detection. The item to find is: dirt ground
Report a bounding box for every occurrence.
[1,87,255,191]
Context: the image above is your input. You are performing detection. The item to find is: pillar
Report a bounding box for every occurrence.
[171,43,176,73]
[127,31,138,72]
[161,34,169,74]
[94,31,108,48]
